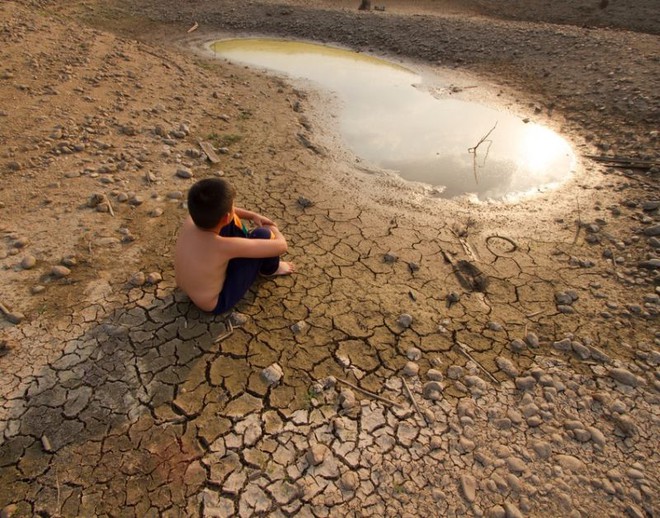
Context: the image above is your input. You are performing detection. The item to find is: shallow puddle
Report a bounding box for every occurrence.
[210,39,576,201]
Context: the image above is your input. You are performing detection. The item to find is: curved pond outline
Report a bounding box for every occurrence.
[209,38,576,202]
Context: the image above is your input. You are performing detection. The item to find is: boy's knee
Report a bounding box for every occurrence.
[250,227,272,240]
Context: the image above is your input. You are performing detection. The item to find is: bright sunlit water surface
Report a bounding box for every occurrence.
[210,39,576,201]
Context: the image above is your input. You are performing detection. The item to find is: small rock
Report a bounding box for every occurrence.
[61,255,77,267]
[322,376,336,389]
[571,341,591,360]
[555,292,573,305]
[129,195,144,206]
[588,345,611,363]
[488,505,506,518]
[383,252,398,264]
[339,389,357,410]
[510,339,527,353]
[291,320,309,335]
[402,362,419,377]
[229,312,248,326]
[41,435,54,452]
[609,368,645,387]
[31,285,45,294]
[553,338,572,351]
[397,313,413,328]
[87,193,108,208]
[261,364,284,386]
[176,167,194,179]
[21,255,37,269]
[406,347,422,361]
[496,356,519,378]
[642,224,660,236]
[515,376,536,391]
[460,474,477,502]
[531,440,552,459]
[447,365,464,379]
[129,272,145,286]
[423,381,444,401]
[638,259,660,270]
[612,415,637,436]
[306,444,329,466]
[587,426,606,447]
[556,454,586,472]
[297,196,314,208]
[146,272,162,285]
[488,321,503,331]
[167,191,184,200]
[446,292,460,305]
[339,471,359,491]
[430,436,443,450]
[427,368,443,381]
[504,503,524,518]
[51,265,71,278]
[524,333,539,348]
[335,354,351,367]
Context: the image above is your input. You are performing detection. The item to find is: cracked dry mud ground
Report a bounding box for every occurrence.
[0,0,659,517]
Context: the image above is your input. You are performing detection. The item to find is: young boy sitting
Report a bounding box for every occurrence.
[175,178,294,314]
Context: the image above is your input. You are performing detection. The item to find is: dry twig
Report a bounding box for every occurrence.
[401,376,430,425]
[454,341,499,385]
[213,320,234,343]
[336,378,404,407]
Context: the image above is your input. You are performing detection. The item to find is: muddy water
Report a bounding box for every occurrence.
[210,38,576,201]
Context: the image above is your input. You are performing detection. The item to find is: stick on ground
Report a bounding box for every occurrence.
[454,340,499,385]
[401,376,430,425]
[336,377,404,407]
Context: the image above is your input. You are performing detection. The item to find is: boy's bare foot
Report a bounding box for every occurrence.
[262,262,295,277]
[274,262,295,275]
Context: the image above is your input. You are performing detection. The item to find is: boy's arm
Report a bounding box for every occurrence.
[235,207,275,227]
[221,230,287,259]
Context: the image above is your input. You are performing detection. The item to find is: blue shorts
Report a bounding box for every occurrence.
[213,216,279,314]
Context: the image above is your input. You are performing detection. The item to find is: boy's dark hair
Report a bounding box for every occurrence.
[187,178,235,229]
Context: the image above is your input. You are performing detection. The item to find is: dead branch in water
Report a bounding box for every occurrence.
[468,122,498,154]
[468,122,498,184]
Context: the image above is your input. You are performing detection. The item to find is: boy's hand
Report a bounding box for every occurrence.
[253,214,275,227]
[235,207,276,228]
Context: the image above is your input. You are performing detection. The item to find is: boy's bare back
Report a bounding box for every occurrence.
[175,212,294,312]
[175,216,231,312]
